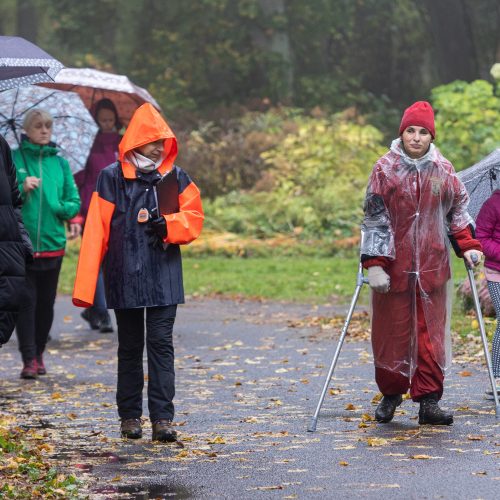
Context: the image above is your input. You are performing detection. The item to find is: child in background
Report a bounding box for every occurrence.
[75,98,122,333]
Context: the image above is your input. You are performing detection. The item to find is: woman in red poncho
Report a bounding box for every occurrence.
[362,101,482,425]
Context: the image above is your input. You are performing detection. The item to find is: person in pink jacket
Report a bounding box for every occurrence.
[74,98,122,333]
[475,190,500,395]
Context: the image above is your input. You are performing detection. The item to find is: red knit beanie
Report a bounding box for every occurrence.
[399,101,435,138]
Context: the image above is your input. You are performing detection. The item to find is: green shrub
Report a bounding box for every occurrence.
[205,113,386,239]
[432,80,500,170]
[178,108,302,199]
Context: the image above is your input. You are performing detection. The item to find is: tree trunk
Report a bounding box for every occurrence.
[16,0,38,42]
[252,0,294,101]
[422,0,478,82]
[495,1,500,63]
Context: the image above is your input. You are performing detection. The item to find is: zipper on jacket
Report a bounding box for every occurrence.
[36,148,43,254]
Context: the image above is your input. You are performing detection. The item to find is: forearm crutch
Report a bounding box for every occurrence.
[465,256,500,417]
[308,262,369,432]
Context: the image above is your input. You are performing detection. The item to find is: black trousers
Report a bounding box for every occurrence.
[16,257,62,363]
[115,305,177,422]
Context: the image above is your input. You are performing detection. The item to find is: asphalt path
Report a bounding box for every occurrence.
[0,296,499,499]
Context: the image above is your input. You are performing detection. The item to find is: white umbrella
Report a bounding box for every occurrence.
[0,86,98,174]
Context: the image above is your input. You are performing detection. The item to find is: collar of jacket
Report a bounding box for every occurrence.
[133,168,164,184]
[390,137,435,169]
[121,156,173,179]
[19,138,59,157]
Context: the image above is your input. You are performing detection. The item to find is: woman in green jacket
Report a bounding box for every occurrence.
[13,109,81,379]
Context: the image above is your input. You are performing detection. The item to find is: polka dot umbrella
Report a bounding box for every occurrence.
[0,86,98,174]
[0,36,63,90]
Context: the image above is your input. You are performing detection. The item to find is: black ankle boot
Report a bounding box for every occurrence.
[81,307,100,330]
[418,393,453,425]
[375,394,403,423]
[99,310,114,333]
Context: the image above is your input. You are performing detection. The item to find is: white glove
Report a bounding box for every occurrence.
[367,266,390,293]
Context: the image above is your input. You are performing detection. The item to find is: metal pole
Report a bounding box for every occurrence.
[308,262,369,432]
[465,259,500,418]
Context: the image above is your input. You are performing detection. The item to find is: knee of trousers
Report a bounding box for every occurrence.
[118,344,144,360]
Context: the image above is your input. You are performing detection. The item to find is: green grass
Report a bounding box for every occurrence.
[59,247,493,340]
[183,255,367,303]
[60,245,470,305]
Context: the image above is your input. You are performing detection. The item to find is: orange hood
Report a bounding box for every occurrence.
[118,103,178,178]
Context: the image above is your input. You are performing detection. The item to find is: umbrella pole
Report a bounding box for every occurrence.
[307,262,369,432]
[465,260,500,418]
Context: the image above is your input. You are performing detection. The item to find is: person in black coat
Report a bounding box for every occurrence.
[0,134,33,347]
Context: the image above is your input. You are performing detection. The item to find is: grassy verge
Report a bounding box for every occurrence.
[60,244,368,303]
[182,254,367,303]
[60,241,493,342]
[60,241,469,304]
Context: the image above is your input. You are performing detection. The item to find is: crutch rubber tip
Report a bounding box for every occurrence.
[307,418,317,432]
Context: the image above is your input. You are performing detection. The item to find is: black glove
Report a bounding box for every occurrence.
[145,216,167,248]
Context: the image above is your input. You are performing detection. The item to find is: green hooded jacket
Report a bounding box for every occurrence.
[13,139,80,254]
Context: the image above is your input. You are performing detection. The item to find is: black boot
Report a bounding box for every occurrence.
[99,310,114,333]
[375,394,403,423]
[81,307,100,330]
[418,393,453,425]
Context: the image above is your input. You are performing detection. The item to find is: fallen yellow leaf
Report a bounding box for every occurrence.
[207,436,226,444]
[366,437,388,447]
[467,435,484,441]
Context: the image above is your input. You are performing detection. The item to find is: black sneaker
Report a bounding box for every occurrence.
[375,394,403,423]
[120,418,142,439]
[81,308,100,330]
[418,394,453,425]
[152,419,177,442]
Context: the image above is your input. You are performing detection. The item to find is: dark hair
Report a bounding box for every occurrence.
[93,98,122,131]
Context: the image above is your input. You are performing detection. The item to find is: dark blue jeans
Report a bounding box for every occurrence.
[115,305,177,422]
[93,269,107,313]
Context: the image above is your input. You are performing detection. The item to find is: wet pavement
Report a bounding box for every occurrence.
[0,296,499,499]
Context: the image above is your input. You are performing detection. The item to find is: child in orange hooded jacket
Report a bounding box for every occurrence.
[73,103,204,441]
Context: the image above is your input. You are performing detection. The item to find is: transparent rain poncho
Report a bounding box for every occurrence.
[361,139,473,378]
